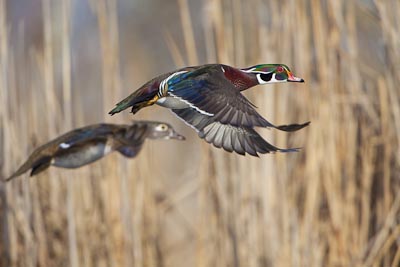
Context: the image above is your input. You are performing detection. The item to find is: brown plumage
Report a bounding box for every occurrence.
[5,121,184,181]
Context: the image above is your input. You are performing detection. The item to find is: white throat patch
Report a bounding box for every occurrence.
[256,73,285,84]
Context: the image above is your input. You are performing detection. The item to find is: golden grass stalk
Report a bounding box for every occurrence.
[0,0,399,266]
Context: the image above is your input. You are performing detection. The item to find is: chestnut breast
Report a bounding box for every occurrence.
[221,65,258,91]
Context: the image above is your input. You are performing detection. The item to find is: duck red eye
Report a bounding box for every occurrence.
[276,66,284,72]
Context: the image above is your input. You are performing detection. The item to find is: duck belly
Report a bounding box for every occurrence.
[53,143,112,168]
[156,96,189,109]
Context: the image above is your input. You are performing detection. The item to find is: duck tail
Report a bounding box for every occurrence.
[5,161,32,181]
[5,156,51,182]
[109,87,159,116]
[109,102,130,115]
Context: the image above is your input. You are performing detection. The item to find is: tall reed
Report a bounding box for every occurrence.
[0,0,399,266]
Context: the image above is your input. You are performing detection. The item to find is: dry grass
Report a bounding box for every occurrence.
[1,0,399,266]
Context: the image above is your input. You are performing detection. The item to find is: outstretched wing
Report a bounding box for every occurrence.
[172,108,299,156]
[117,145,143,158]
[54,124,116,149]
[167,66,275,128]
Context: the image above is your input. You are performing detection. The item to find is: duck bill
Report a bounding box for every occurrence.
[170,132,186,141]
[287,72,305,83]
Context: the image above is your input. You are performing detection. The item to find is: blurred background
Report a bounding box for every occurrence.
[1,0,400,266]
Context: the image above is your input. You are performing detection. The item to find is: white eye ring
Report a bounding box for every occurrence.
[156,124,168,132]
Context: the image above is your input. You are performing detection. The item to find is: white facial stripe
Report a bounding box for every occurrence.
[241,68,256,73]
[270,73,286,83]
[169,93,214,116]
[256,73,286,84]
[241,69,271,75]
[256,73,265,84]
[59,143,70,149]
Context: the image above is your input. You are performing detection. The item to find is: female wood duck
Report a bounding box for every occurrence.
[109,64,309,156]
[5,121,184,181]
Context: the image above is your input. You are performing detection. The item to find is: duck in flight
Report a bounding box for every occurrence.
[109,64,309,156]
[5,121,184,181]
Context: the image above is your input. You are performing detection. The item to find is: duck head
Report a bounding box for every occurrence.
[241,64,304,84]
[143,121,186,140]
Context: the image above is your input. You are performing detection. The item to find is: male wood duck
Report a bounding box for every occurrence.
[5,121,184,181]
[109,64,309,156]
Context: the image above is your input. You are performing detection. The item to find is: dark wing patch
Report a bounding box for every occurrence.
[275,121,311,132]
[172,108,299,156]
[30,156,52,177]
[121,123,148,145]
[117,145,142,158]
[57,124,115,148]
[168,67,274,128]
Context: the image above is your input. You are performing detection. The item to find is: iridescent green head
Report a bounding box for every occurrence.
[241,64,304,84]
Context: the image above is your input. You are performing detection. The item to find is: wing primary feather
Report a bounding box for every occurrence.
[204,124,219,144]
[236,129,248,155]
[275,121,310,132]
[206,123,217,144]
[172,105,303,156]
[243,137,258,157]
[219,107,235,124]
[221,125,233,152]
[231,128,245,155]
[212,124,225,148]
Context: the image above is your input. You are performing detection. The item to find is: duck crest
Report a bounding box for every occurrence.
[221,65,258,91]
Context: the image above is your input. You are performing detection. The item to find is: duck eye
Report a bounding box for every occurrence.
[156,124,168,131]
[276,66,284,73]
